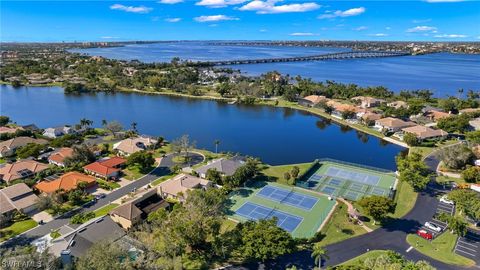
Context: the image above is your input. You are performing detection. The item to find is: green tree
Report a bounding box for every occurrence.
[0,116,9,126]
[64,145,96,168]
[438,145,474,170]
[235,218,296,261]
[290,166,300,179]
[76,242,128,270]
[462,166,480,183]
[311,243,328,269]
[214,139,220,154]
[127,151,155,172]
[466,130,480,144]
[284,171,291,181]
[396,152,432,191]
[15,143,45,159]
[205,168,222,184]
[358,196,395,225]
[104,120,123,136]
[403,132,419,147]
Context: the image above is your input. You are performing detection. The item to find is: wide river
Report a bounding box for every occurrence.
[71,42,480,97]
[0,85,403,169]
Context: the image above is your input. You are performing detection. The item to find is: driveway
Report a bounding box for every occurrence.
[160,152,205,168]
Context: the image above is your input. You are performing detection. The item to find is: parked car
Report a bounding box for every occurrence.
[425,222,442,232]
[95,193,106,200]
[440,195,454,205]
[417,229,433,240]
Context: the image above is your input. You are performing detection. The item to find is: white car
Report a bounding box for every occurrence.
[425,222,442,232]
[440,195,454,205]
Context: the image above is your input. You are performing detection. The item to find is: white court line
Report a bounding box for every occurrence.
[406,246,413,252]
[456,248,476,257]
[458,240,478,248]
[432,218,447,224]
[457,244,477,252]
[437,204,454,211]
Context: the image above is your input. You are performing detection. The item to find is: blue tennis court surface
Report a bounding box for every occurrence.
[324,166,380,185]
[256,186,318,210]
[235,202,303,232]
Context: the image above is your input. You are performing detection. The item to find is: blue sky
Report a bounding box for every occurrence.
[1,0,479,42]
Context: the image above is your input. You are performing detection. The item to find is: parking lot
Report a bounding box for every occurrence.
[418,200,455,239]
[455,230,480,260]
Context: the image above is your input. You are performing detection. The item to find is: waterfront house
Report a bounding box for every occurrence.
[326,100,360,119]
[359,112,383,125]
[401,125,448,141]
[83,157,126,180]
[0,137,48,157]
[157,174,213,202]
[298,95,327,107]
[42,126,76,139]
[351,96,385,109]
[110,189,169,230]
[48,147,74,167]
[0,183,39,222]
[195,156,246,178]
[374,117,416,133]
[0,160,49,184]
[113,136,158,156]
[35,172,96,194]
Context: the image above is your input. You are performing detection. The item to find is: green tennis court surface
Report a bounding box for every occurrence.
[227,181,336,238]
[298,160,397,201]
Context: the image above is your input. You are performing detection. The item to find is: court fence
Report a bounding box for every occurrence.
[316,158,394,174]
[296,160,321,183]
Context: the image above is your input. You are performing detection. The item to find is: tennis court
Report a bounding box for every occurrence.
[298,160,397,201]
[256,185,318,211]
[227,182,336,238]
[235,202,303,232]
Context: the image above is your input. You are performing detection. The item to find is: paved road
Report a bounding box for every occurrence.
[0,152,204,248]
[424,141,465,172]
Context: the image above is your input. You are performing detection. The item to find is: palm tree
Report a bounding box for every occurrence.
[311,243,328,269]
[214,139,220,153]
[131,122,138,133]
[101,119,107,127]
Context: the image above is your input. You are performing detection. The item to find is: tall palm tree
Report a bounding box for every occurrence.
[214,139,220,153]
[311,243,328,269]
[101,119,107,127]
[131,122,138,133]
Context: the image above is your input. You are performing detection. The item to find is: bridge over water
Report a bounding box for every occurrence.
[206,51,410,66]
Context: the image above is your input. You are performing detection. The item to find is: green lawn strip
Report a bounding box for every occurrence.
[123,165,153,180]
[97,179,121,190]
[0,219,37,242]
[339,250,389,266]
[93,203,119,217]
[391,181,417,218]
[316,201,368,247]
[152,173,177,186]
[220,219,238,233]
[436,175,466,185]
[227,182,335,238]
[261,162,314,184]
[406,233,475,267]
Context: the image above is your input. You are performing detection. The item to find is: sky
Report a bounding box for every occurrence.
[1,0,479,42]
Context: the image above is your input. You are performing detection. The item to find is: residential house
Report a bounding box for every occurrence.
[195,156,246,178]
[83,157,127,180]
[374,117,416,133]
[0,137,48,157]
[401,125,448,141]
[0,183,39,222]
[113,136,158,156]
[351,96,385,109]
[0,126,23,135]
[110,189,169,230]
[48,148,74,167]
[297,95,327,107]
[460,108,480,115]
[359,112,383,125]
[387,101,409,109]
[42,126,75,139]
[0,160,49,184]
[423,110,450,122]
[35,172,96,194]
[470,118,480,131]
[21,124,40,132]
[157,174,213,201]
[326,100,360,119]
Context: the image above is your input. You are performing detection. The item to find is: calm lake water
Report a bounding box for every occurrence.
[71,42,480,97]
[0,85,403,169]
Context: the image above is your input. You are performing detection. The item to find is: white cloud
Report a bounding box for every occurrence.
[318,7,365,19]
[425,0,465,2]
[239,0,320,14]
[368,33,389,37]
[259,29,268,32]
[434,34,468,38]
[158,0,183,4]
[412,19,431,23]
[354,26,368,31]
[289,32,316,36]
[406,26,437,33]
[194,15,239,22]
[165,18,182,22]
[110,4,153,13]
[196,0,247,8]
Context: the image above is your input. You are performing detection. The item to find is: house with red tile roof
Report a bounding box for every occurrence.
[48,147,74,167]
[35,172,96,194]
[401,125,448,141]
[298,95,327,107]
[374,117,416,133]
[0,160,49,183]
[83,157,126,180]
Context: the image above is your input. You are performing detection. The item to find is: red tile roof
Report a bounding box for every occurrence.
[48,148,74,165]
[35,172,96,194]
[83,162,120,177]
[99,157,126,168]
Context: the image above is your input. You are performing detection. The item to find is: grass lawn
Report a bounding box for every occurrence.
[339,250,389,266]
[406,233,475,267]
[93,203,119,217]
[123,165,153,180]
[410,146,437,158]
[261,162,314,185]
[0,219,37,242]
[97,179,121,190]
[437,175,466,185]
[391,181,417,218]
[220,219,238,233]
[317,202,368,247]
[152,173,177,186]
